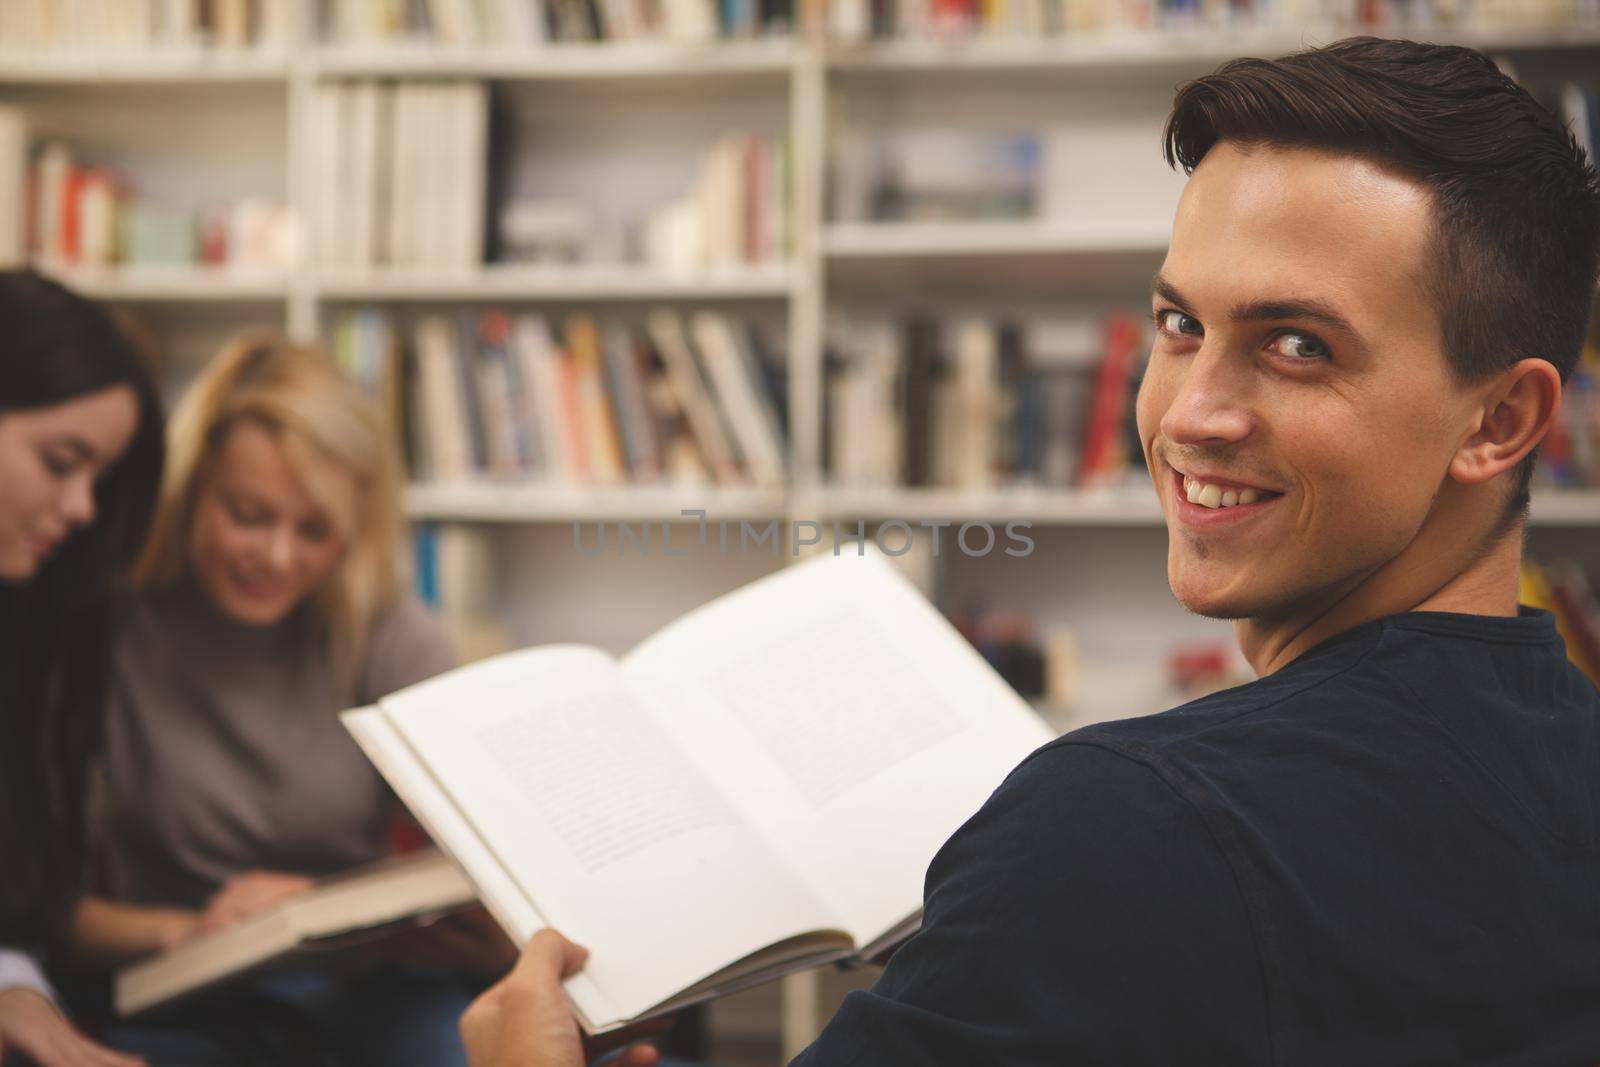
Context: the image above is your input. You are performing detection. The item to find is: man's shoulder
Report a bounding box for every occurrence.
[1068,630,1395,764]
[1009,633,1393,804]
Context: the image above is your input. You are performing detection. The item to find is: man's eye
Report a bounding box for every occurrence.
[1155,309,1202,337]
[1269,331,1331,361]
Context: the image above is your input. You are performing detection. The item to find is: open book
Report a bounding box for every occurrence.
[116,849,476,1017]
[342,551,1053,1034]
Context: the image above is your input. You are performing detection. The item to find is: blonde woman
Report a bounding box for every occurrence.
[74,337,503,1067]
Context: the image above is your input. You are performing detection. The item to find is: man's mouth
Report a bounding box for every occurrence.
[1169,468,1284,512]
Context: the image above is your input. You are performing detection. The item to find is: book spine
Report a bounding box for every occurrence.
[1077,311,1140,488]
[647,308,743,486]
[901,318,937,488]
[602,322,663,483]
[692,311,786,488]
[566,313,627,485]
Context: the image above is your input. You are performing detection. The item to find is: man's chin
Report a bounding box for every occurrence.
[1168,575,1262,622]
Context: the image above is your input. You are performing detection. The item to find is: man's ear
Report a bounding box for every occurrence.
[1448,358,1563,485]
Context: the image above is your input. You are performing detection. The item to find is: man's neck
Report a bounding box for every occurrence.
[1236,488,1523,677]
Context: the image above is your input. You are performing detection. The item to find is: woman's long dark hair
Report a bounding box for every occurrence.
[0,272,164,957]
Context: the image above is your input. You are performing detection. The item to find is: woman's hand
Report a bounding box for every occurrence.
[460,930,661,1067]
[70,898,205,969]
[200,870,314,933]
[0,987,145,1067]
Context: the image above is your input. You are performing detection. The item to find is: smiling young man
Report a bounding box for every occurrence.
[460,37,1600,1067]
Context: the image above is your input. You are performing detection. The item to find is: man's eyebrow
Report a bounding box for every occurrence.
[1151,273,1365,342]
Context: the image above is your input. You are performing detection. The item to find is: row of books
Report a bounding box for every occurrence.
[3,0,1590,57]
[830,127,1044,225]
[825,312,1146,491]
[0,0,297,50]
[313,79,487,269]
[310,77,786,274]
[319,0,795,43]
[826,0,1594,39]
[334,307,789,487]
[642,132,791,274]
[9,122,296,271]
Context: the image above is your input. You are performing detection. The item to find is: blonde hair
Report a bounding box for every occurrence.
[133,334,407,679]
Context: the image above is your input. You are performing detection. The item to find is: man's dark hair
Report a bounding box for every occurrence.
[1164,36,1600,529]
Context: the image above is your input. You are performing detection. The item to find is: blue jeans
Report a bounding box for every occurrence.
[251,964,483,1067]
[106,970,712,1067]
[106,965,483,1067]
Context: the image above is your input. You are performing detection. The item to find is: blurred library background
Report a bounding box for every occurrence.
[4,0,1600,1060]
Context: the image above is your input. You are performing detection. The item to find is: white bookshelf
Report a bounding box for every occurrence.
[310,38,797,80]
[34,263,292,302]
[1528,489,1600,526]
[825,24,1600,73]
[812,484,1164,523]
[405,482,788,522]
[822,219,1171,258]
[316,262,796,302]
[0,49,291,84]
[405,484,1600,528]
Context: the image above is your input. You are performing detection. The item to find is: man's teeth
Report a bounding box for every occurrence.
[1183,477,1262,509]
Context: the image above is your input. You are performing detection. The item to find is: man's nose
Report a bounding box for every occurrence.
[1159,345,1254,447]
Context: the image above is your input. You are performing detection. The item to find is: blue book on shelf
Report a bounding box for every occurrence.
[413,523,439,607]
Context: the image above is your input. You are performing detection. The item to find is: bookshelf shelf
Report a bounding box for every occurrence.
[310,39,797,82]
[405,482,788,522]
[34,264,291,302]
[316,263,796,302]
[813,485,1164,524]
[822,220,1170,258]
[821,221,1170,294]
[805,487,1600,527]
[0,49,290,85]
[825,24,1600,76]
[1528,489,1600,526]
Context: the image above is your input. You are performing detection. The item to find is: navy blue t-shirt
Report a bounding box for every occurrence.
[793,608,1600,1066]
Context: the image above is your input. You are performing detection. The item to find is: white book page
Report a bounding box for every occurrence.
[375,645,840,1024]
[621,552,1054,948]
[340,708,648,1022]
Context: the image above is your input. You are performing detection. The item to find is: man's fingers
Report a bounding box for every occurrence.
[517,929,590,983]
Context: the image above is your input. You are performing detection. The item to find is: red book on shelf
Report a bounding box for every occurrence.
[59,164,84,264]
[1076,311,1141,488]
[743,135,766,263]
[932,0,977,34]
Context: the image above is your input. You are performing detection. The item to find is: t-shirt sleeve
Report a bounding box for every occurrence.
[0,948,55,1004]
[790,741,1272,1067]
[358,594,456,704]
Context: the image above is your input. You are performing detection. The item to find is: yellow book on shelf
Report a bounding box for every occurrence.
[565,313,628,485]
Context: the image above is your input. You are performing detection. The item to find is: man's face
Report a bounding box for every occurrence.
[1136,142,1481,624]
